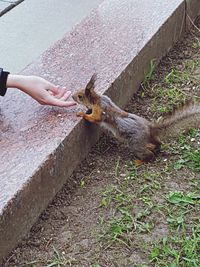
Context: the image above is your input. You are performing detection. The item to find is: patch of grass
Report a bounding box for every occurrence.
[148,182,200,266]
[45,247,77,267]
[192,37,200,49]
[164,69,189,85]
[167,191,200,206]
[99,183,136,247]
[98,168,163,248]
[149,225,200,267]
[101,185,134,208]
[150,103,170,114]
[104,208,134,244]
[150,85,186,114]
[162,129,200,172]
[96,127,200,261]
[166,87,185,103]
[172,151,200,171]
[171,146,200,172]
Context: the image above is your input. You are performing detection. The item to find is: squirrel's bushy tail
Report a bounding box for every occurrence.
[154,102,200,142]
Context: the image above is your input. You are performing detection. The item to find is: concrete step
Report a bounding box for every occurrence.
[0,0,199,263]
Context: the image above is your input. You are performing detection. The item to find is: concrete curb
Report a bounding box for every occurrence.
[0,0,199,262]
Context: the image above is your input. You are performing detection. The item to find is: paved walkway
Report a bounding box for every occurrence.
[0,0,23,16]
[0,0,102,73]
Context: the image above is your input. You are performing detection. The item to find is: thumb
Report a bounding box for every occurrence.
[48,84,60,94]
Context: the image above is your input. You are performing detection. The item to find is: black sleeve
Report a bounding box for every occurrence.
[0,68,10,96]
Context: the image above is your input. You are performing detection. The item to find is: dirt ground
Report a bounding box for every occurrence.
[3,18,200,267]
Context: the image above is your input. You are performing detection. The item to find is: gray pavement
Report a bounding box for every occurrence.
[0,0,23,16]
[0,0,102,73]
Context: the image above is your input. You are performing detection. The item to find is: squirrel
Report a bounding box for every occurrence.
[72,74,200,163]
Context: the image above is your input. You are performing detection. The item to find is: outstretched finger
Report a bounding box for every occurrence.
[48,84,60,95]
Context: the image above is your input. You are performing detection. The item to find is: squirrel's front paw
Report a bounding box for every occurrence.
[77,111,85,117]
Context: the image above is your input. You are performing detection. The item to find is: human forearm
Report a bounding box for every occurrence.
[2,72,76,107]
[6,74,26,89]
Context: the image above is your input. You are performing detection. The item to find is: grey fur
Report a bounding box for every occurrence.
[99,95,154,159]
[98,95,200,160]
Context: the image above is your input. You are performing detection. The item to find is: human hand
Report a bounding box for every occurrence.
[6,74,76,108]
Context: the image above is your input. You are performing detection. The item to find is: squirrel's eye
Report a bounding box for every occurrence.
[78,95,83,100]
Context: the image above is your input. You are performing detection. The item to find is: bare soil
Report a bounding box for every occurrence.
[3,18,200,267]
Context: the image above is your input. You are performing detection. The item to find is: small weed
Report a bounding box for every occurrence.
[167,213,185,229]
[80,179,86,188]
[45,247,77,267]
[137,221,154,233]
[25,248,77,267]
[184,60,196,71]
[166,87,185,103]
[143,59,156,86]
[101,185,115,207]
[164,69,189,85]
[192,41,199,49]
[167,191,200,206]
[101,186,133,208]
[151,103,170,114]
[99,207,134,247]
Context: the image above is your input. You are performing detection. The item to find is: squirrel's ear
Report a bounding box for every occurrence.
[85,74,97,97]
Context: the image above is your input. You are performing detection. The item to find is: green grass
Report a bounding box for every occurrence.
[149,225,200,267]
[96,124,200,265]
[168,130,200,172]
[148,186,200,266]
[148,56,200,114]
[143,59,156,86]
[164,69,189,85]
[167,191,200,205]
[44,248,77,267]
[172,148,200,172]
